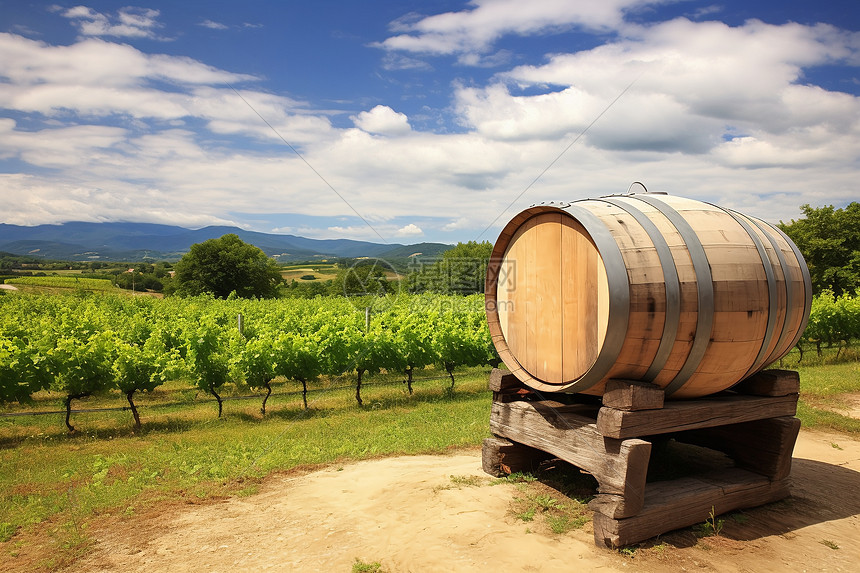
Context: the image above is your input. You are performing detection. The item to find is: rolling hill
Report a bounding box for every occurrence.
[0,222,451,262]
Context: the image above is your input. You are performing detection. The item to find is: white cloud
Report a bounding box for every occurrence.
[61,6,164,39]
[457,18,860,159]
[377,0,656,63]
[1,12,859,243]
[200,19,228,30]
[351,105,412,135]
[0,33,333,146]
[0,119,127,168]
[396,223,424,236]
[0,34,255,89]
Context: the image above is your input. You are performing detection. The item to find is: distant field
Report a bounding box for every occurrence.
[4,276,116,290]
[280,262,339,282]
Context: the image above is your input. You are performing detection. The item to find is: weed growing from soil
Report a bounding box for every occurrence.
[694,506,724,537]
[353,558,385,572]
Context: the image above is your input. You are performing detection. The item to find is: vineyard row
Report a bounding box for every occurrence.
[1,290,857,432]
[0,293,497,432]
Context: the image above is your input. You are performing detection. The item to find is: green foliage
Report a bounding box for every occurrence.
[332,259,396,297]
[173,234,283,298]
[407,241,492,295]
[112,319,183,427]
[0,291,498,422]
[780,202,860,296]
[800,291,860,357]
[48,328,118,432]
[112,266,168,292]
[0,334,51,403]
[282,278,333,298]
[184,318,237,417]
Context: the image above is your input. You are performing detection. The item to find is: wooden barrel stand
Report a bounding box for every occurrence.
[482,368,801,548]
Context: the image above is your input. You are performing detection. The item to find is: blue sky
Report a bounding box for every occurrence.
[1,1,858,245]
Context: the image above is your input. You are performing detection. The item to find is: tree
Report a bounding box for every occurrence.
[408,241,492,295]
[173,234,283,298]
[331,259,396,297]
[779,203,860,296]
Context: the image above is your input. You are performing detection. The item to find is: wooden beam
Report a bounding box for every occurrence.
[593,469,791,548]
[481,436,551,477]
[602,380,665,411]
[490,400,651,517]
[488,368,524,392]
[731,369,800,397]
[596,393,798,439]
[674,416,801,480]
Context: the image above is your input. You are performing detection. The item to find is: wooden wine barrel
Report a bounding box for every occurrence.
[485,193,811,398]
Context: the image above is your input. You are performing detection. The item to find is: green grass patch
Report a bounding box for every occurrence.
[504,466,593,535]
[796,401,860,433]
[0,368,493,565]
[786,360,860,434]
[353,558,385,573]
[796,361,860,397]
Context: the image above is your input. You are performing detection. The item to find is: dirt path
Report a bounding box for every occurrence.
[58,428,860,573]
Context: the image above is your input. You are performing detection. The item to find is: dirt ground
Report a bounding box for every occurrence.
[45,427,857,573]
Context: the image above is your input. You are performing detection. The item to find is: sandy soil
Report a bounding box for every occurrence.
[54,428,860,573]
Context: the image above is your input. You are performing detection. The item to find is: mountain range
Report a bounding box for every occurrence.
[0,222,451,262]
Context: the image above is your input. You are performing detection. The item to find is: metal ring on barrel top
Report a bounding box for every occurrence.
[628,194,714,397]
[559,202,630,392]
[599,197,681,382]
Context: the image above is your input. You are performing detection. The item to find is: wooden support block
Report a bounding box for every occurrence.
[488,368,525,392]
[593,468,791,548]
[731,369,800,397]
[602,380,665,411]
[596,393,798,439]
[588,494,643,520]
[490,400,651,517]
[481,436,551,477]
[674,416,801,480]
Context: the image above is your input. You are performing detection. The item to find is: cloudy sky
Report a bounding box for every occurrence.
[1,1,858,245]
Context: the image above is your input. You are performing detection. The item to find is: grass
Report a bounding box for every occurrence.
[0,367,494,566]
[500,464,594,535]
[796,360,860,396]
[353,558,385,572]
[790,358,860,433]
[1,356,858,566]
